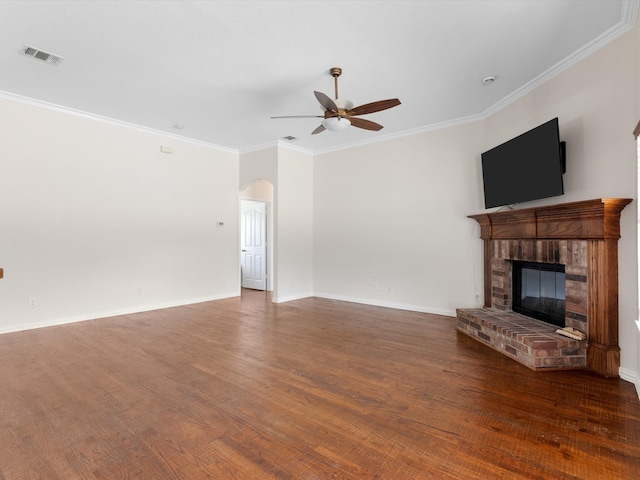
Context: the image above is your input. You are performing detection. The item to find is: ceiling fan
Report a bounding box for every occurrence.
[271,67,401,135]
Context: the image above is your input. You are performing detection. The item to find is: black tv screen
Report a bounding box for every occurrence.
[481,118,564,209]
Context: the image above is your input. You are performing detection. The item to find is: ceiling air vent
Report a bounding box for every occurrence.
[23,45,63,65]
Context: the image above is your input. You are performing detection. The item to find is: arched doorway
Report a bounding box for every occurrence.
[240,179,274,292]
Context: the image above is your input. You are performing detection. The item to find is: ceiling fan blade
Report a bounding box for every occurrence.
[348,98,401,116]
[349,117,384,131]
[314,91,338,112]
[271,115,324,119]
[311,124,326,135]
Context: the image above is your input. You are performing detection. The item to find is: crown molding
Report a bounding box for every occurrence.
[276,140,314,155]
[2,2,636,158]
[0,89,239,155]
[237,140,279,155]
[312,113,484,156]
[482,1,638,120]
[315,1,639,156]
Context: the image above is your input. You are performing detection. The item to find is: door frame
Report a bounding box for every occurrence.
[239,198,273,292]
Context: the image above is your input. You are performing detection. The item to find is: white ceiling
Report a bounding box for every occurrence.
[0,1,636,153]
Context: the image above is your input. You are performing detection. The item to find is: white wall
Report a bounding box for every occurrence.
[636,19,640,398]
[1,20,638,392]
[239,147,278,292]
[311,21,639,386]
[313,121,485,315]
[0,96,240,333]
[241,179,274,201]
[239,146,278,189]
[484,24,638,382]
[274,145,314,302]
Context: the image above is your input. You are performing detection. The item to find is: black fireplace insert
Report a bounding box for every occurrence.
[512,261,565,327]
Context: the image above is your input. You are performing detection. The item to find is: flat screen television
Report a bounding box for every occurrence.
[481,117,565,209]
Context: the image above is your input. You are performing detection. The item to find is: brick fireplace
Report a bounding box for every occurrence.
[457,198,631,377]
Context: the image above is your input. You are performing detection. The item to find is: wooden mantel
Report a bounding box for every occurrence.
[468,198,632,377]
[469,198,632,241]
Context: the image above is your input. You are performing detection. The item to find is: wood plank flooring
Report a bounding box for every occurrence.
[0,289,638,479]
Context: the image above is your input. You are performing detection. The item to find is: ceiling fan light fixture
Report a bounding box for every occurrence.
[321,116,351,131]
[272,67,400,135]
[334,99,354,110]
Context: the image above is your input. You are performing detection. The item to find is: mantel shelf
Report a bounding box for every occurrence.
[468,198,632,241]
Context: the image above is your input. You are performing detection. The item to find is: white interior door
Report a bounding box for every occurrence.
[241,200,267,290]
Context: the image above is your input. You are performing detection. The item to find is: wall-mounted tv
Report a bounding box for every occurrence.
[481,117,565,209]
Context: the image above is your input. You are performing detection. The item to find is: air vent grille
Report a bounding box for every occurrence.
[23,45,63,65]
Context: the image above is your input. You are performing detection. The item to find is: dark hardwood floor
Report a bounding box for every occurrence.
[0,289,638,479]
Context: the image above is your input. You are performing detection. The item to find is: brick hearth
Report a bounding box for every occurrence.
[457,238,590,371]
[457,308,586,370]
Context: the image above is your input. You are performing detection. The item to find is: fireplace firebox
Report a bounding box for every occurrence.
[512,261,565,327]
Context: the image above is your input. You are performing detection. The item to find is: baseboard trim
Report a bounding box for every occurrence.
[272,292,313,304]
[313,292,456,317]
[619,367,640,401]
[0,292,240,335]
[6,291,634,402]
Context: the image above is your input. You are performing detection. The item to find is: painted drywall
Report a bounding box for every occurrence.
[635,17,640,398]
[239,146,278,189]
[483,24,638,381]
[274,145,313,302]
[629,15,640,398]
[0,18,637,390]
[241,179,274,201]
[312,21,639,384]
[0,96,240,333]
[239,147,278,293]
[313,121,485,315]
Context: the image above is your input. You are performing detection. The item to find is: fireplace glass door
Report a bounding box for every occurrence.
[512,261,565,327]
